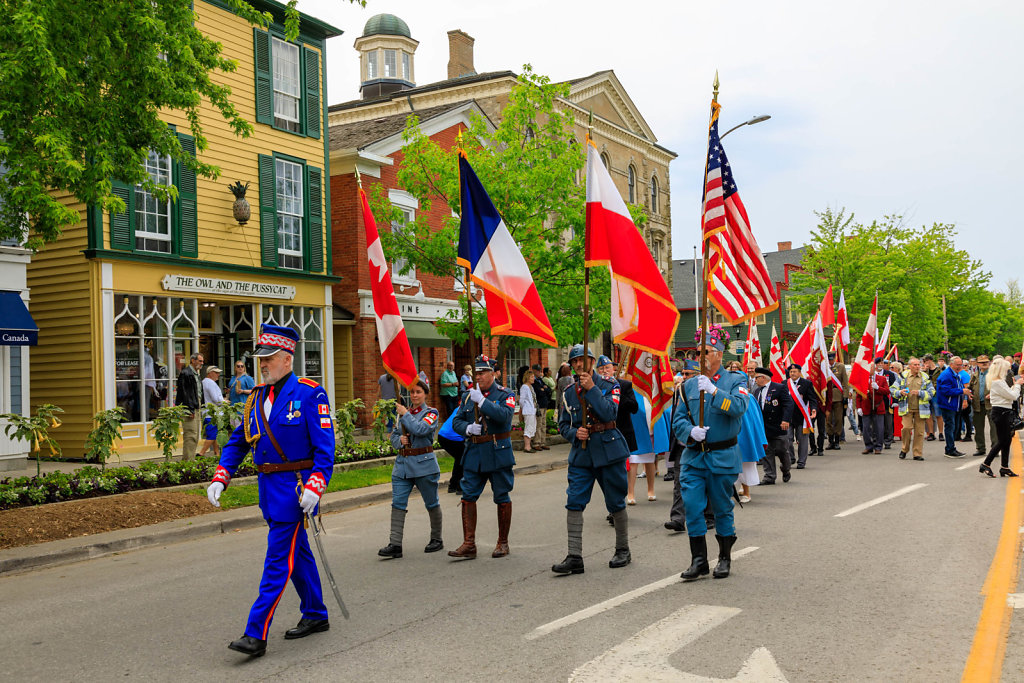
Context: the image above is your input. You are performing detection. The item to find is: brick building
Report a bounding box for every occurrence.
[328,14,676,424]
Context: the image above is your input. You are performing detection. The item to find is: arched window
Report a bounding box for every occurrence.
[627,165,636,203]
[600,152,610,170]
[650,176,659,214]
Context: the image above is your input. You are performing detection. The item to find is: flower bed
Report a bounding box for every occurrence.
[0,441,401,510]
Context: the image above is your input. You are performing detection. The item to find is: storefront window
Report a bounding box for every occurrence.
[260,304,323,384]
[115,294,197,423]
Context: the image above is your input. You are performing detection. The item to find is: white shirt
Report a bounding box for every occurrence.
[202,377,224,404]
[989,378,1021,409]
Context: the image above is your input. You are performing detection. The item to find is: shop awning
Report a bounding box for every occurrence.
[0,291,37,346]
[404,320,450,348]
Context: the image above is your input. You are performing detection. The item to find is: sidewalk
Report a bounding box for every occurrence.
[0,442,571,576]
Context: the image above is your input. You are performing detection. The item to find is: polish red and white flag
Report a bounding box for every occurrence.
[769,324,786,382]
[361,187,419,389]
[849,295,879,397]
[836,289,851,350]
[741,319,762,368]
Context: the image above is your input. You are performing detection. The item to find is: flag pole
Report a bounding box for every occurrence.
[698,72,720,427]
[456,133,481,424]
[580,111,596,448]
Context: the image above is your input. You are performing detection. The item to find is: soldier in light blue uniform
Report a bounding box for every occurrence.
[672,325,749,581]
[449,354,517,560]
[206,324,336,657]
[552,347,631,575]
[378,378,443,559]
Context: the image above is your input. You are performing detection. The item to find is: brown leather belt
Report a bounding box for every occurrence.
[470,431,512,444]
[399,446,435,457]
[586,421,617,433]
[257,459,314,473]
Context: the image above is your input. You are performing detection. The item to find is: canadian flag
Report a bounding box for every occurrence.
[787,313,832,401]
[361,187,419,389]
[742,319,762,368]
[836,289,851,351]
[769,324,786,382]
[849,295,879,397]
[818,285,835,327]
[875,312,892,359]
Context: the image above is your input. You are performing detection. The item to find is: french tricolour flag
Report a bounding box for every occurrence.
[457,155,556,346]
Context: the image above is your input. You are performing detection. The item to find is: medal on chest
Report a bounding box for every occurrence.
[286,400,301,422]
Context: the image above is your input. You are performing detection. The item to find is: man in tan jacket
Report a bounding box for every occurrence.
[826,353,848,450]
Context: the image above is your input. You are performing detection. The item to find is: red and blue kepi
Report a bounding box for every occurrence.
[252,323,298,357]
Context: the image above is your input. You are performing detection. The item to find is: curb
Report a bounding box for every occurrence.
[0,455,568,577]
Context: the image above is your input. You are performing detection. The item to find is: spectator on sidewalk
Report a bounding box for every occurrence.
[555,363,574,422]
[893,357,934,461]
[197,366,225,458]
[519,368,538,453]
[175,352,204,460]
[227,360,255,405]
[531,364,552,451]
[935,355,968,457]
[439,361,459,419]
[980,357,1024,478]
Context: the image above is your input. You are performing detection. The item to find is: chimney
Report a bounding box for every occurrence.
[777,241,792,252]
[447,30,476,79]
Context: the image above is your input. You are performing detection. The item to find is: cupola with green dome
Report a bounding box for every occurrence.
[354,13,419,99]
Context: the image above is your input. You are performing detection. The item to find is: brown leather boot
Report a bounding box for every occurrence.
[447,500,477,559]
[492,501,512,557]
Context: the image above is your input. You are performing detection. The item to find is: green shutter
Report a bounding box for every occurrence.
[254,29,273,125]
[258,154,277,267]
[176,133,198,257]
[303,47,321,139]
[109,180,134,250]
[306,164,323,272]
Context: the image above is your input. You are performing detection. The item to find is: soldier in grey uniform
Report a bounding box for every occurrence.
[552,345,631,575]
[379,378,443,559]
[449,354,517,560]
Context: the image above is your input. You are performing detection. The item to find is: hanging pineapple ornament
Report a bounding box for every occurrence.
[228,181,251,225]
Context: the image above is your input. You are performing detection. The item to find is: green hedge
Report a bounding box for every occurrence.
[0,440,404,510]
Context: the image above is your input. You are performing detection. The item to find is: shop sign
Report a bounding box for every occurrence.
[161,274,295,300]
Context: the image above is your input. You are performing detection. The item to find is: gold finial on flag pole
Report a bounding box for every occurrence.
[354,165,362,189]
[712,70,720,104]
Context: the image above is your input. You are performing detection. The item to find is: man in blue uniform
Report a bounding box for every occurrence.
[672,325,749,580]
[449,354,517,559]
[552,347,631,574]
[206,324,336,657]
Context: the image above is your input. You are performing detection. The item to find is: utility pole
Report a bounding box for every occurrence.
[941,294,949,352]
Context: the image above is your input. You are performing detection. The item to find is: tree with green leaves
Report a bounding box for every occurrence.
[791,208,1024,357]
[370,66,651,366]
[0,0,361,249]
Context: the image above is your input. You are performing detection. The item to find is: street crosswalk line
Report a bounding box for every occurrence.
[525,546,759,641]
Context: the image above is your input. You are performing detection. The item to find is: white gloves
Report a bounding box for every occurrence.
[300,488,321,515]
[207,482,224,507]
[690,426,709,442]
[857,408,864,417]
[465,423,482,436]
[696,375,717,395]
[871,380,878,390]
[468,387,485,405]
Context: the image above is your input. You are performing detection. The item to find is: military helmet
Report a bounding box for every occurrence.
[568,344,597,361]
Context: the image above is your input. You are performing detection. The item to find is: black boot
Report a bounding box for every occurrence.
[228,635,267,657]
[609,548,631,568]
[425,505,443,553]
[377,543,403,558]
[284,618,330,639]
[379,507,405,558]
[680,535,710,580]
[712,534,737,579]
[552,554,585,574]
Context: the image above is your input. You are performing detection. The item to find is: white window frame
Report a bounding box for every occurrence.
[389,189,418,284]
[275,158,304,270]
[366,50,378,79]
[272,37,301,130]
[384,49,397,78]
[135,151,172,253]
[402,51,410,80]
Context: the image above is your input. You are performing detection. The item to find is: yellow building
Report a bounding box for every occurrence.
[28,0,343,459]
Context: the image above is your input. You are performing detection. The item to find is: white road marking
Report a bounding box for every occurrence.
[1008,594,1024,608]
[834,483,928,518]
[957,461,979,471]
[569,604,788,682]
[526,546,758,641]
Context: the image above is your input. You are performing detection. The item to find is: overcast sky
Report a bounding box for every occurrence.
[297,0,1021,291]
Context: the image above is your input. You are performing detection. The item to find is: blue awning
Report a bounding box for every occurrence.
[0,291,38,346]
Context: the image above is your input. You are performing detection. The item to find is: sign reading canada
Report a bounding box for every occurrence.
[161,274,296,300]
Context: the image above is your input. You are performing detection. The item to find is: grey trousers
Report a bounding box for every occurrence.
[670,463,685,524]
[760,436,791,482]
[862,413,885,451]
[974,409,998,454]
[788,426,810,466]
[883,411,894,445]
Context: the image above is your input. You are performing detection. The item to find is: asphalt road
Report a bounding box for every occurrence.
[0,438,1018,682]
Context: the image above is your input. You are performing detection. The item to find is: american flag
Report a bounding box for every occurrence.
[701,102,778,324]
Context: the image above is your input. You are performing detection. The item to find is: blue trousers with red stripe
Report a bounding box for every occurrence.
[244,520,327,640]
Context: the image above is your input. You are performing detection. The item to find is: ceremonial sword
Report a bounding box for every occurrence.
[306,510,350,620]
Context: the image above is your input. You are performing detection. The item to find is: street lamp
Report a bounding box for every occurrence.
[720,114,771,139]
